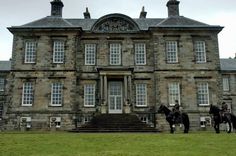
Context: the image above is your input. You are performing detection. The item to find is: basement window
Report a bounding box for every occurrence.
[50,117,61,128]
[200,116,211,128]
[20,117,32,128]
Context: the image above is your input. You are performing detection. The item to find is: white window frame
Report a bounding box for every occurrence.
[194,41,206,63]
[168,82,180,106]
[22,82,33,106]
[50,83,63,106]
[197,83,210,106]
[24,41,36,63]
[136,84,147,107]
[110,43,121,65]
[53,40,65,63]
[85,44,96,65]
[84,84,96,107]
[0,78,4,91]
[223,77,230,92]
[20,117,32,128]
[166,41,178,63]
[50,117,61,128]
[135,43,146,65]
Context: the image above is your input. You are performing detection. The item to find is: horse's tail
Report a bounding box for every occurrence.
[231,113,236,130]
[182,113,190,131]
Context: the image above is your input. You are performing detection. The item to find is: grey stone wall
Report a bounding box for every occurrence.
[4,27,224,131]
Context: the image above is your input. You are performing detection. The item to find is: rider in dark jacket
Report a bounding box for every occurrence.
[172,100,181,123]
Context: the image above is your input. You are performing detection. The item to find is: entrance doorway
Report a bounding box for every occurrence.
[108,81,123,114]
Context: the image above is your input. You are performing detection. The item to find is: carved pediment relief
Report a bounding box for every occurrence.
[92,14,140,33]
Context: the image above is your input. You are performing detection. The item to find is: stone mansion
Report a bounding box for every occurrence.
[0,0,236,131]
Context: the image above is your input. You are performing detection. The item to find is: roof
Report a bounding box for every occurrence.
[8,14,222,32]
[0,61,11,71]
[220,59,236,71]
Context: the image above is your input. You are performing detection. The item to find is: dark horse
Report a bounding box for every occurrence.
[158,104,190,133]
[209,104,236,133]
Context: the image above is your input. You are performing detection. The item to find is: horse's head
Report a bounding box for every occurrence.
[209,104,220,115]
[157,104,166,113]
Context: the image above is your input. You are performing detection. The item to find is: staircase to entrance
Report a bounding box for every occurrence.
[71,114,159,132]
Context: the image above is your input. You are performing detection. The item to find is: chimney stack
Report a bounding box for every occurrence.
[166,0,180,17]
[84,7,91,19]
[50,0,64,17]
[139,6,147,18]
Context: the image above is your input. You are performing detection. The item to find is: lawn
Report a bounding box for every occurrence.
[0,132,235,156]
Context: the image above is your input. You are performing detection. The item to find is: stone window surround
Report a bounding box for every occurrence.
[109,43,121,65]
[194,41,206,63]
[0,77,4,91]
[85,43,96,65]
[53,40,65,64]
[197,82,210,106]
[223,77,230,92]
[135,83,147,107]
[168,82,181,106]
[24,41,37,64]
[21,82,34,106]
[50,82,63,106]
[166,41,178,63]
[135,43,146,65]
[84,83,96,107]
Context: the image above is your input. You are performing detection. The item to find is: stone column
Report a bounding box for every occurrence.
[128,75,132,103]
[104,75,107,104]
[100,75,103,101]
[124,76,128,100]
[101,75,108,114]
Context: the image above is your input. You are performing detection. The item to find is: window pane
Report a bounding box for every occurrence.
[166,41,178,63]
[135,43,146,65]
[223,77,230,91]
[22,82,33,106]
[84,84,95,106]
[168,83,180,106]
[51,83,63,106]
[195,41,206,63]
[0,78,4,91]
[85,44,96,65]
[197,83,209,105]
[25,42,36,63]
[53,41,65,63]
[110,43,121,65]
[136,84,147,106]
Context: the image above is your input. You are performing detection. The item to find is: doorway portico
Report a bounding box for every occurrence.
[98,67,133,114]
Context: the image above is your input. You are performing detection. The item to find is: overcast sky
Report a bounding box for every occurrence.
[1,0,236,60]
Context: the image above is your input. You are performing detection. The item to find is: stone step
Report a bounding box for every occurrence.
[72,114,159,132]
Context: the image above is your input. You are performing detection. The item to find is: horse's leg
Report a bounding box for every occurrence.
[170,123,174,133]
[224,116,231,133]
[215,123,220,133]
[182,114,189,133]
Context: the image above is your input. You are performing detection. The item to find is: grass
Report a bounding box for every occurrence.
[0,132,235,156]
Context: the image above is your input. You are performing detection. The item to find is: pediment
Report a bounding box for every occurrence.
[91,14,140,33]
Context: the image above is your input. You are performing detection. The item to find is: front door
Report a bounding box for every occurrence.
[109,81,123,114]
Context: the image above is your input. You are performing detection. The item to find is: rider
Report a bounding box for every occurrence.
[172,100,181,123]
[220,102,228,122]
[221,102,228,113]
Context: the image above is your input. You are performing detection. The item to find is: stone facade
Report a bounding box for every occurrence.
[1,0,232,131]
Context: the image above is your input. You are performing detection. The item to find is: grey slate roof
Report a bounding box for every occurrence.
[0,61,11,71]
[9,14,221,31]
[220,59,236,71]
